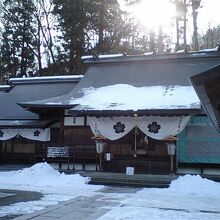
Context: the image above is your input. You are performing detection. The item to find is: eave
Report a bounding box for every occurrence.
[0,119,57,129]
[68,108,203,117]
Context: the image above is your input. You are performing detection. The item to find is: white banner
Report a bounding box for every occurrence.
[0,129,17,141]
[88,116,190,140]
[0,128,50,142]
[137,116,190,140]
[88,117,135,140]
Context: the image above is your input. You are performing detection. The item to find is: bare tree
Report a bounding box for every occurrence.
[190,0,202,51]
[171,0,189,51]
[29,0,57,75]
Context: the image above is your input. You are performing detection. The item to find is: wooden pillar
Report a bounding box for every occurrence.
[0,141,2,164]
[59,111,65,170]
[60,111,65,145]
[11,137,14,153]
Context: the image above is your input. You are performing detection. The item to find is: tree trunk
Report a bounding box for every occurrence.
[158,25,163,53]
[183,0,187,52]
[176,18,180,51]
[98,1,104,54]
[20,21,26,77]
[37,20,42,76]
[191,0,200,51]
[149,31,155,53]
[192,10,199,50]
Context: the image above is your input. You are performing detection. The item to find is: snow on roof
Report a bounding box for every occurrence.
[81,54,124,60]
[82,47,220,61]
[69,84,200,110]
[0,85,10,92]
[0,85,11,92]
[0,85,10,88]
[175,49,185,53]
[46,102,63,105]
[9,75,83,83]
[144,52,154,56]
[199,46,220,52]
[175,46,220,55]
[190,46,220,56]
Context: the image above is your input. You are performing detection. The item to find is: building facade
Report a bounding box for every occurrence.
[1,50,220,175]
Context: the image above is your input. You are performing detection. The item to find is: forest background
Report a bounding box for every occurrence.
[0,0,219,83]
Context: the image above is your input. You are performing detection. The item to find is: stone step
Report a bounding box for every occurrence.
[90,176,170,184]
[82,172,176,188]
[89,179,170,188]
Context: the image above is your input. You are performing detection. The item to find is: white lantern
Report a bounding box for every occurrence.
[95,140,105,154]
[166,142,176,173]
[166,143,176,156]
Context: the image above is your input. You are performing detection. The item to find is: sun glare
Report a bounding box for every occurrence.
[130,0,176,30]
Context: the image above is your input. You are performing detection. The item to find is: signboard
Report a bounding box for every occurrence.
[47,147,69,158]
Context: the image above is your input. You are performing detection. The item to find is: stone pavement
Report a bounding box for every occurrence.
[13,186,141,220]
[0,190,42,207]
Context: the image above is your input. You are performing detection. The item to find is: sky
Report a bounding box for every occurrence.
[0,163,220,219]
[198,0,220,31]
[119,0,220,44]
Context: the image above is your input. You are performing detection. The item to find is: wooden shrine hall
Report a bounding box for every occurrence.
[14,48,220,175]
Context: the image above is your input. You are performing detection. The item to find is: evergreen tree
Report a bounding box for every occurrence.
[0,0,37,78]
[52,0,89,73]
[89,0,131,54]
[52,0,134,73]
[199,25,220,49]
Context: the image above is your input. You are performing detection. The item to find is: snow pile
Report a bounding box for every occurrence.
[99,175,220,220]
[0,163,104,218]
[0,169,220,219]
[70,84,200,110]
[169,174,220,196]
[0,163,103,194]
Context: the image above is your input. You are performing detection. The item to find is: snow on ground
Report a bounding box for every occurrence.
[0,162,103,194]
[0,163,103,217]
[70,84,200,110]
[99,175,220,220]
[0,164,220,219]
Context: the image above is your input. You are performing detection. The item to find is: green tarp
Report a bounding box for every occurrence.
[178,116,220,164]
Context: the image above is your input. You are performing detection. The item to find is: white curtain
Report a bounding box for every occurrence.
[0,129,17,141]
[137,116,190,140]
[19,128,50,141]
[88,117,135,140]
[88,116,190,140]
[0,128,50,141]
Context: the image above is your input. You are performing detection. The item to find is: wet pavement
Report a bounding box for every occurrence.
[0,190,42,207]
[0,184,141,220]
[0,189,42,220]
[12,186,142,220]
